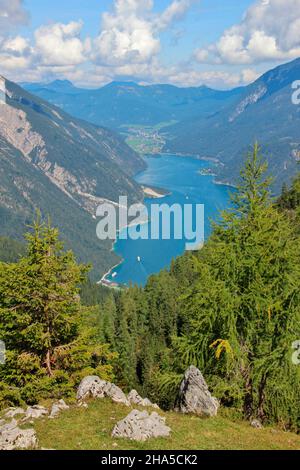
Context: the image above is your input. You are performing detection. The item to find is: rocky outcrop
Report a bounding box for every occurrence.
[112,410,171,442]
[104,383,130,407]
[76,377,162,409]
[177,366,219,418]
[49,399,69,419]
[0,419,38,450]
[77,376,106,401]
[4,402,68,423]
[0,104,47,163]
[229,85,267,123]
[23,405,49,421]
[127,390,159,409]
[3,407,25,419]
[77,376,130,406]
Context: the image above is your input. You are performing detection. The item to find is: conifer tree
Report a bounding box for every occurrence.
[99,294,117,347]
[0,217,88,378]
[176,144,300,426]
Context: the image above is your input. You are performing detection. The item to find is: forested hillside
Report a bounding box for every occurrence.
[0,77,145,278]
[0,237,25,263]
[1,146,299,433]
[165,58,300,192]
[24,58,300,193]
[95,145,300,429]
[23,80,243,130]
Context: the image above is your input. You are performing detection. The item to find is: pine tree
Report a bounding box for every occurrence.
[176,144,300,427]
[100,294,117,347]
[0,217,88,379]
[114,291,138,389]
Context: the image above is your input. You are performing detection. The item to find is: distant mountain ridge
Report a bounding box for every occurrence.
[0,77,145,277]
[23,80,243,130]
[166,58,300,191]
[22,57,300,191]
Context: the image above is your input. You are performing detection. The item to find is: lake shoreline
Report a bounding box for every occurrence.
[142,185,171,199]
[99,153,232,288]
[155,151,221,164]
[157,153,238,188]
[98,261,123,289]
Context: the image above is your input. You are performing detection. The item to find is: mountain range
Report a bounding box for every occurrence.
[24,58,300,191]
[0,77,145,278]
[23,80,243,130]
[2,57,300,279]
[165,58,300,191]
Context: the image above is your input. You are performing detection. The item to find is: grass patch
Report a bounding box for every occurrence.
[34,399,300,450]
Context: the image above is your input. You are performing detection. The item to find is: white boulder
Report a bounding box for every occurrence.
[112,409,171,442]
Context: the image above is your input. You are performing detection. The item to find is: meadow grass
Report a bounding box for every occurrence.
[33,399,300,450]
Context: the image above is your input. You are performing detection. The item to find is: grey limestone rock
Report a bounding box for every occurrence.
[103,382,130,407]
[77,376,130,406]
[3,407,25,419]
[0,419,38,450]
[127,390,159,409]
[177,366,219,418]
[76,376,107,401]
[250,419,263,429]
[49,399,69,419]
[23,405,49,421]
[112,409,171,442]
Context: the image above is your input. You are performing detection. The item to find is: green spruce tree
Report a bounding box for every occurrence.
[0,217,88,379]
[175,144,300,427]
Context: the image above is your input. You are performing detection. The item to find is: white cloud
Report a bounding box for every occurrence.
[1,36,31,55]
[92,0,159,65]
[0,0,270,89]
[0,0,28,33]
[92,0,198,65]
[0,0,30,71]
[0,19,89,80]
[149,67,258,88]
[0,1,33,78]
[155,0,197,31]
[241,68,260,83]
[34,22,88,66]
[195,0,300,65]
[89,57,257,89]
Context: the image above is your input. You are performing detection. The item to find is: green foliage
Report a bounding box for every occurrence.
[80,279,110,306]
[0,237,25,263]
[90,255,196,403]
[0,381,24,409]
[0,218,117,408]
[0,217,87,377]
[100,145,300,432]
[174,144,300,429]
[1,144,300,433]
[278,174,300,211]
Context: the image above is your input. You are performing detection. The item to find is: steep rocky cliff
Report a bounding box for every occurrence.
[0,76,145,277]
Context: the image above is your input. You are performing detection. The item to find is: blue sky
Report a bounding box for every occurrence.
[1,0,300,88]
[22,0,254,63]
[22,0,252,45]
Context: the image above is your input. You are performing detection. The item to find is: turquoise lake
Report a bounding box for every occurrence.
[106,154,232,287]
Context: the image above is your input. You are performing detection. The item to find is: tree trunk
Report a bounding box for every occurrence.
[45,350,53,377]
[257,375,267,421]
[243,376,253,419]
